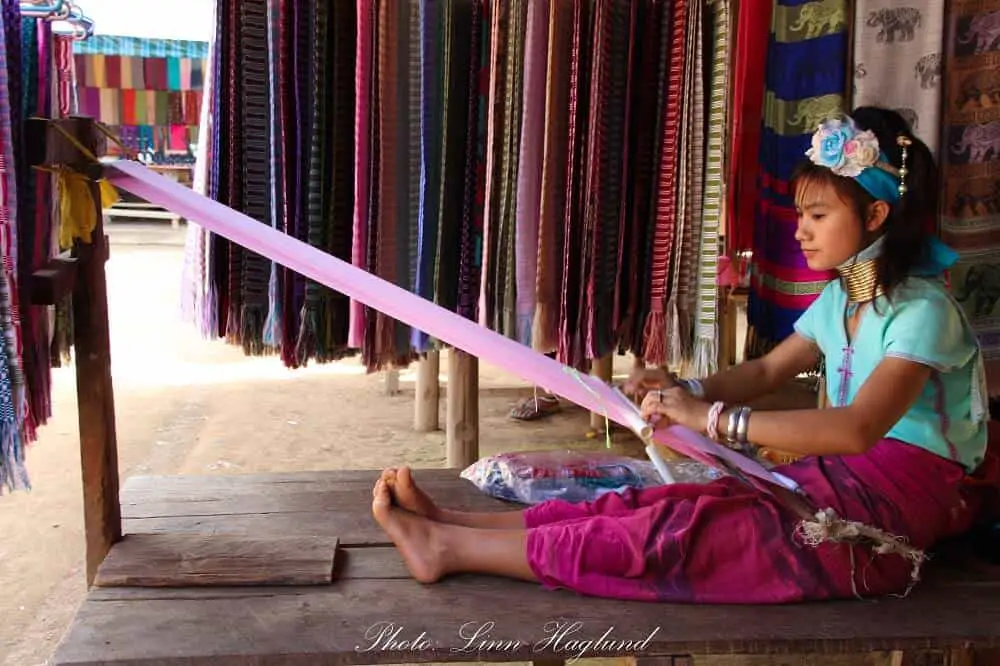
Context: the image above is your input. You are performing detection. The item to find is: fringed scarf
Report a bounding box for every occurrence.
[584,0,633,360]
[691,0,731,377]
[478,0,509,329]
[320,0,356,362]
[669,0,704,369]
[238,0,272,357]
[557,0,593,369]
[433,0,477,317]
[641,0,686,366]
[456,0,487,323]
[51,34,76,368]
[940,0,1000,388]
[295,0,330,365]
[495,0,527,339]
[0,0,27,492]
[514,0,548,346]
[853,0,944,157]
[619,0,664,356]
[262,0,285,350]
[414,0,441,352]
[532,0,572,354]
[223,0,244,345]
[746,0,847,359]
[349,0,376,350]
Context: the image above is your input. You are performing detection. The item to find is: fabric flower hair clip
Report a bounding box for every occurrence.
[805,116,910,203]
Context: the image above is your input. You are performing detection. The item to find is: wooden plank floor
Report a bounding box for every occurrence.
[52,469,1000,666]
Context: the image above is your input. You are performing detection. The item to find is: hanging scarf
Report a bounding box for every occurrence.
[726,0,771,261]
[514,0,549,346]
[641,0,686,366]
[262,0,285,350]
[239,0,273,357]
[223,0,244,344]
[584,0,633,360]
[294,0,330,364]
[456,0,486,323]
[747,0,847,358]
[533,0,572,353]
[321,0,356,361]
[495,0,527,339]
[692,0,731,377]
[619,0,664,356]
[478,0,510,329]
[940,0,1000,392]
[413,0,441,352]
[433,0,477,317]
[557,0,593,369]
[349,0,376,350]
[853,0,945,157]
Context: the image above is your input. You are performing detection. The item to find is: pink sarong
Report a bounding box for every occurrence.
[524,439,980,603]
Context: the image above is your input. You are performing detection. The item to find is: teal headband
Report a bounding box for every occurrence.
[805,117,909,204]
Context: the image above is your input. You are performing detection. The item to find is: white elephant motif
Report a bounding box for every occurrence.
[951,122,1000,163]
[958,10,1000,54]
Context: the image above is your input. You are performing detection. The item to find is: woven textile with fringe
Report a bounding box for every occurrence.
[669,0,705,369]
[940,0,1000,389]
[692,0,731,378]
[532,0,571,354]
[514,0,548,347]
[746,0,847,359]
[238,0,272,357]
[557,0,593,369]
[641,0,686,366]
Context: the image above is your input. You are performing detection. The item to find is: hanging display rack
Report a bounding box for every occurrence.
[19,0,94,40]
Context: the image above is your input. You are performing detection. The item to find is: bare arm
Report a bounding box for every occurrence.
[729,357,932,456]
[699,333,821,404]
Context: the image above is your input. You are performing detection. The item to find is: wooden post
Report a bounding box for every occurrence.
[384,369,400,395]
[414,351,440,431]
[446,349,478,468]
[590,354,614,430]
[28,117,123,587]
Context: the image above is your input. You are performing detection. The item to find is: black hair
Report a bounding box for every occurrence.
[790,106,939,300]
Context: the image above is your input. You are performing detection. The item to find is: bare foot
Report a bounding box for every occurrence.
[385,467,441,520]
[372,478,448,584]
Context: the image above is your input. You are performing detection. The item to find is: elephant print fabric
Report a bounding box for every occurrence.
[853,0,945,156]
[942,0,1000,367]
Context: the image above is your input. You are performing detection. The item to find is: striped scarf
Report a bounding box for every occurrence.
[692,0,731,377]
[349,0,376,350]
[239,0,272,357]
[641,0,686,366]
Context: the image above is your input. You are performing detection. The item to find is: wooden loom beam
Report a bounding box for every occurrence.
[27,116,122,587]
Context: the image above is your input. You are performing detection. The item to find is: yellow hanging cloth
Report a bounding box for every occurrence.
[55,168,120,248]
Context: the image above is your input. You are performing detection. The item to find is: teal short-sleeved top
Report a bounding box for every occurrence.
[794,276,988,471]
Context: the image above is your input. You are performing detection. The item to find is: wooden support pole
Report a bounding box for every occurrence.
[28,117,121,587]
[446,349,478,468]
[384,369,400,396]
[590,354,614,430]
[414,351,440,431]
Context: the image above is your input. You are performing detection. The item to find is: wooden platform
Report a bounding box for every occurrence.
[52,469,1000,666]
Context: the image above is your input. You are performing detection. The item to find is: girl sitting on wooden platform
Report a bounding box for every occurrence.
[371,107,997,602]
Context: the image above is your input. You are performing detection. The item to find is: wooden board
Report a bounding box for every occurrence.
[51,470,1000,666]
[94,534,339,587]
[52,561,1000,666]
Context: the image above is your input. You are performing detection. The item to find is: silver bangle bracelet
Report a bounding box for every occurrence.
[736,406,752,444]
[726,407,740,443]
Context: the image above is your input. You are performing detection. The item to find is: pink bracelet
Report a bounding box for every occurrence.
[706,401,726,440]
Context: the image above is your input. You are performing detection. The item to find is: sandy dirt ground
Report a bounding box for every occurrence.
[0,223,896,666]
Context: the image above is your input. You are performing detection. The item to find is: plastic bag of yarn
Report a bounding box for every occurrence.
[460,449,725,505]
